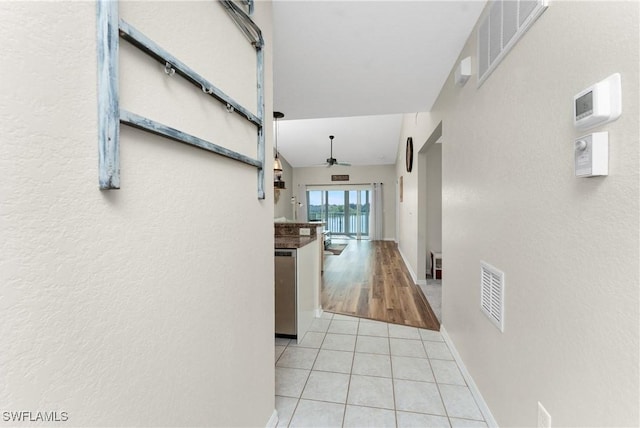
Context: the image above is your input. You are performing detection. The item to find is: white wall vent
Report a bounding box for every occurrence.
[477,0,549,86]
[480,261,505,332]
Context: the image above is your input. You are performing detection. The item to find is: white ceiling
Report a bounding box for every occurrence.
[276,114,404,167]
[272,0,486,167]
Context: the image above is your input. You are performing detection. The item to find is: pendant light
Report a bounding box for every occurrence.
[273,111,285,189]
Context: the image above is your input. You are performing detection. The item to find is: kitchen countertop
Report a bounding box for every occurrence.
[275,235,317,249]
[274,221,325,226]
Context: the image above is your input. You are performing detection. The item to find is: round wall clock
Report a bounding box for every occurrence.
[406,137,414,172]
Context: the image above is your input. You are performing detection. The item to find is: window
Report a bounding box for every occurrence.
[307,189,370,239]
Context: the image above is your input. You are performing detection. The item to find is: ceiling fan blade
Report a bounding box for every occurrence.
[321,136,347,168]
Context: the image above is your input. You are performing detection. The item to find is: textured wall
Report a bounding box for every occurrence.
[274,154,293,219]
[425,144,442,275]
[397,1,639,426]
[0,1,275,426]
[396,112,440,281]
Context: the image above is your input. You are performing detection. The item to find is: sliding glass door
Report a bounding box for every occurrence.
[307,189,370,239]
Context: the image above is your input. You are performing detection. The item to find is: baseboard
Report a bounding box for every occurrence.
[265,409,278,428]
[440,325,498,428]
[314,308,324,318]
[397,246,418,284]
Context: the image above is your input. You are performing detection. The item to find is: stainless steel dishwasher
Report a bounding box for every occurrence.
[275,249,296,337]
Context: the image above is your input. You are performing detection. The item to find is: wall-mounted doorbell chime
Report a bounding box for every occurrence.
[572,73,621,178]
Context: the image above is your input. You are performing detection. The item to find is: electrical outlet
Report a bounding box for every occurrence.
[537,402,552,428]
[299,228,311,236]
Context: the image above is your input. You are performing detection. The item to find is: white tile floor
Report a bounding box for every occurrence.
[275,313,487,428]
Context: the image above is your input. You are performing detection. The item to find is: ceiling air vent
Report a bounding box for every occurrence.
[480,261,505,332]
[477,0,549,86]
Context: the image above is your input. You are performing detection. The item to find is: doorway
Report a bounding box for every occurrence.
[307,189,370,240]
[417,121,443,321]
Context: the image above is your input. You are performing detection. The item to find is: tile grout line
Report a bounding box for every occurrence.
[275,338,296,428]
[340,319,360,427]
[286,337,304,428]
[386,321,400,428]
[421,335,452,423]
[440,326,498,427]
[280,315,477,427]
[285,323,329,428]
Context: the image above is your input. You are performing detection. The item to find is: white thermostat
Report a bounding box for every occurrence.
[575,132,608,177]
[574,73,621,130]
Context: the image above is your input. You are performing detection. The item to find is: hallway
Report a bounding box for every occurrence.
[274,312,487,427]
[322,241,440,331]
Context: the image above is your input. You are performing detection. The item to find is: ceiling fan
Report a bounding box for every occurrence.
[322,135,351,167]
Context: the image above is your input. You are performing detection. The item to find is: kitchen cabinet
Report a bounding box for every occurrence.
[274,222,321,342]
[294,239,319,340]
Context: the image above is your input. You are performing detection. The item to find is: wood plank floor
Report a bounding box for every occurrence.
[322,240,440,331]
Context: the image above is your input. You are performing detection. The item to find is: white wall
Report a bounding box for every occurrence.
[424,143,442,276]
[409,133,443,282]
[274,153,293,218]
[0,2,275,426]
[293,165,396,240]
[396,113,440,281]
[397,2,639,426]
